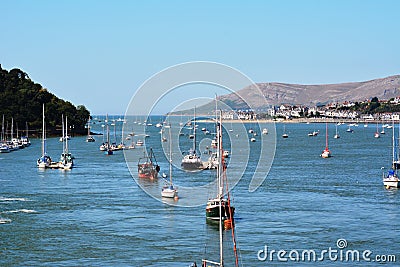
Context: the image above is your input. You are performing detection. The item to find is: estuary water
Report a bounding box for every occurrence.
[0,118,399,266]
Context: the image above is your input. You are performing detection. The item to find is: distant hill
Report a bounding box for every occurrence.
[0,65,90,136]
[217,75,400,109]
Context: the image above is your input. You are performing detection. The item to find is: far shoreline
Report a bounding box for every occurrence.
[196,118,398,124]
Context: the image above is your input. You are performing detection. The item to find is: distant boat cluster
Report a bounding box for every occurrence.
[286,120,400,189]
[0,115,31,153]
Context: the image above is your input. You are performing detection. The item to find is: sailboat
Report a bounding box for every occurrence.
[59,115,74,169]
[333,123,340,139]
[201,110,239,267]
[380,124,385,134]
[374,122,380,138]
[37,104,52,168]
[138,148,160,179]
[20,121,31,147]
[346,125,354,133]
[161,128,178,199]
[86,116,95,142]
[282,124,288,138]
[382,122,400,189]
[181,106,204,171]
[0,115,10,153]
[320,122,331,158]
[206,111,235,223]
[100,114,113,155]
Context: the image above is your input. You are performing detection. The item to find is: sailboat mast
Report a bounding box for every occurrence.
[65,116,69,153]
[88,116,91,136]
[11,118,14,140]
[1,114,4,141]
[106,114,110,144]
[62,114,65,150]
[169,127,172,184]
[42,104,45,157]
[193,106,196,152]
[392,120,395,167]
[218,109,224,267]
[325,122,329,150]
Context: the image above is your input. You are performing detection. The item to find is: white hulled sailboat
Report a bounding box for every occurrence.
[37,104,52,168]
[59,115,74,169]
[161,128,178,199]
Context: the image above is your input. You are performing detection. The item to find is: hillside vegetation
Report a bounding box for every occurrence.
[0,65,90,136]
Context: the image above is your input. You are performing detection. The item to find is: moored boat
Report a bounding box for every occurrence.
[181,107,204,171]
[320,122,331,158]
[138,148,160,179]
[161,128,178,199]
[37,104,52,168]
[382,122,400,189]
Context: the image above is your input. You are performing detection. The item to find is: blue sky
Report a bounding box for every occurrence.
[2,0,399,115]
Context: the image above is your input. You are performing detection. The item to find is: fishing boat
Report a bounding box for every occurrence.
[86,116,95,142]
[161,128,178,199]
[382,122,400,189]
[59,115,74,169]
[181,107,204,171]
[320,122,331,158]
[138,148,160,179]
[200,111,239,267]
[37,104,52,168]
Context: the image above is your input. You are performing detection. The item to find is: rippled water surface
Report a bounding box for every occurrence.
[1,118,399,266]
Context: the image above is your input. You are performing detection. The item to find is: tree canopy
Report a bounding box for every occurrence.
[0,65,90,136]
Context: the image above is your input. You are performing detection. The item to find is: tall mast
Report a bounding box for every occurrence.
[65,116,69,153]
[325,122,329,150]
[106,114,110,144]
[1,114,4,141]
[42,104,45,157]
[218,109,223,267]
[169,127,172,185]
[87,116,90,136]
[11,117,14,140]
[114,121,117,144]
[62,114,65,151]
[193,106,196,152]
[392,119,395,167]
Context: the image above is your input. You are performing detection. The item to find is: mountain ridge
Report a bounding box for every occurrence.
[217,74,400,109]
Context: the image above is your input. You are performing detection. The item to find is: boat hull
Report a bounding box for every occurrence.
[138,163,159,179]
[181,161,204,171]
[206,200,235,222]
[383,180,399,188]
[161,187,177,198]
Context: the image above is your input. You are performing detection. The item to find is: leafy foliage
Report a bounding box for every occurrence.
[0,65,90,136]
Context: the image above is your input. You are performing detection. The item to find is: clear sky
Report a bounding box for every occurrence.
[2,0,399,115]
